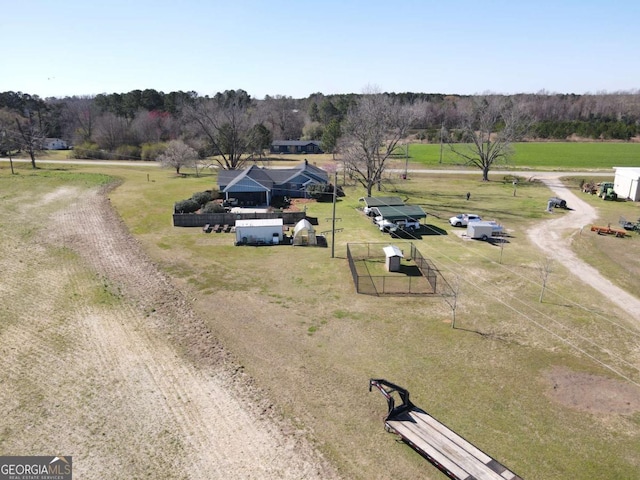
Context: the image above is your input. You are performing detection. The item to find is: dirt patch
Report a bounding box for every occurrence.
[286,198,316,212]
[544,366,640,415]
[527,174,640,324]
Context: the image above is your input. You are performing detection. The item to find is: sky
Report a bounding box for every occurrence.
[2,0,639,100]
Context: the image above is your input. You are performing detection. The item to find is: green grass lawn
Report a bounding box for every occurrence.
[3,154,640,480]
[104,164,639,480]
[406,141,640,169]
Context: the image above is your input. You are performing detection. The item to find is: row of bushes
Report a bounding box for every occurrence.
[306,183,345,202]
[174,190,224,214]
[410,119,640,143]
[71,142,169,161]
[531,120,639,140]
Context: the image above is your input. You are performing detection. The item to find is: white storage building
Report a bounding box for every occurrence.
[235,219,283,245]
[613,167,640,201]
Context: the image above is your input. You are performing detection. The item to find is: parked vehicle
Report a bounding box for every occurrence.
[449,213,481,227]
[467,221,503,240]
[598,182,618,200]
[619,216,640,232]
[548,197,567,209]
[375,216,397,233]
[363,206,379,217]
[395,218,420,231]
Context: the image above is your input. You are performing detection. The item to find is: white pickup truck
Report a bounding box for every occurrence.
[375,216,420,233]
[375,216,396,232]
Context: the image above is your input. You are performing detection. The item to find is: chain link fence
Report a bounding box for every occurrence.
[347,242,447,296]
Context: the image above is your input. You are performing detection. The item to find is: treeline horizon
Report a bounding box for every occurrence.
[1,88,639,164]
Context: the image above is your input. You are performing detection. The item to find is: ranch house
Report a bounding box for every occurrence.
[42,138,69,150]
[270,140,323,154]
[217,160,329,206]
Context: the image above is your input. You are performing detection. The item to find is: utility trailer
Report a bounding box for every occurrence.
[590,225,627,237]
[369,379,522,480]
[467,221,503,241]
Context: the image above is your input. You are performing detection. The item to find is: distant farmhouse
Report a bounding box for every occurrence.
[270,140,323,155]
[217,160,329,206]
[42,138,69,150]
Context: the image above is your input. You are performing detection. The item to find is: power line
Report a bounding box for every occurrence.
[356,196,640,386]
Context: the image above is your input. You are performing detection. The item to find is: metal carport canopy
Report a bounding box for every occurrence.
[375,205,427,221]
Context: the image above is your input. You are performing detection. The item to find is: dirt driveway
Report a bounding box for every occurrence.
[527,174,640,323]
[0,186,338,480]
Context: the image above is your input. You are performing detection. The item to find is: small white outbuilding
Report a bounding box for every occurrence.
[292,218,317,246]
[235,219,283,245]
[383,245,404,272]
[613,167,640,201]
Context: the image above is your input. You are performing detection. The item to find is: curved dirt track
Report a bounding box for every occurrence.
[0,186,338,479]
[527,174,640,324]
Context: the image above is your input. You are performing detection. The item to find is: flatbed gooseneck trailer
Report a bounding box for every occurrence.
[369,379,523,480]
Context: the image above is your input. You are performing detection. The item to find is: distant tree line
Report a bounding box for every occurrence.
[1,88,639,170]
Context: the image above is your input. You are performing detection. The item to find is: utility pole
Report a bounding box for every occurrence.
[439,123,444,164]
[404,143,409,179]
[331,171,337,258]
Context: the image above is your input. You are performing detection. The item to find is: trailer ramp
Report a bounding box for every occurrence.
[370,379,523,480]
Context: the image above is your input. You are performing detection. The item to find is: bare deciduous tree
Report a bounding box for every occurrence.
[15,110,46,169]
[131,109,176,144]
[59,96,99,144]
[444,275,461,328]
[450,95,530,181]
[259,95,304,140]
[340,92,413,196]
[538,258,554,303]
[94,112,131,151]
[183,90,255,170]
[157,140,197,175]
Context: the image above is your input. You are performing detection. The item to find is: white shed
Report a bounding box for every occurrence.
[235,219,283,245]
[383,245,404,272]
[613,167,640,201]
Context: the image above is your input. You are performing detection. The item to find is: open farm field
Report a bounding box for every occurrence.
[407,141,640,169]
[1,160,640,479]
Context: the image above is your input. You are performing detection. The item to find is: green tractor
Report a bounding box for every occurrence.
[598,182,618,200]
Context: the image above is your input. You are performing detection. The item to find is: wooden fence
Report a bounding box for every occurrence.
[173,211,308,227]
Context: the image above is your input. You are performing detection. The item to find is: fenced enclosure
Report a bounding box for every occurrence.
[346,242,445,296]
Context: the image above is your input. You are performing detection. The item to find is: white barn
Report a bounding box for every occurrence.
[613,167,640,201]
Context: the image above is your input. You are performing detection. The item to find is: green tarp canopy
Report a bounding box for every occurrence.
[375,205,427,221]
[360,196,405,207]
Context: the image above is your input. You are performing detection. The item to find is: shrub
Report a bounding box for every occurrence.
[72,142,104,159]
[174,199,200,213]
[191,191,214,206]
[306,183,344,202]
[141,142,167,161]
[201,201,225,213]
[114,145,141,160]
